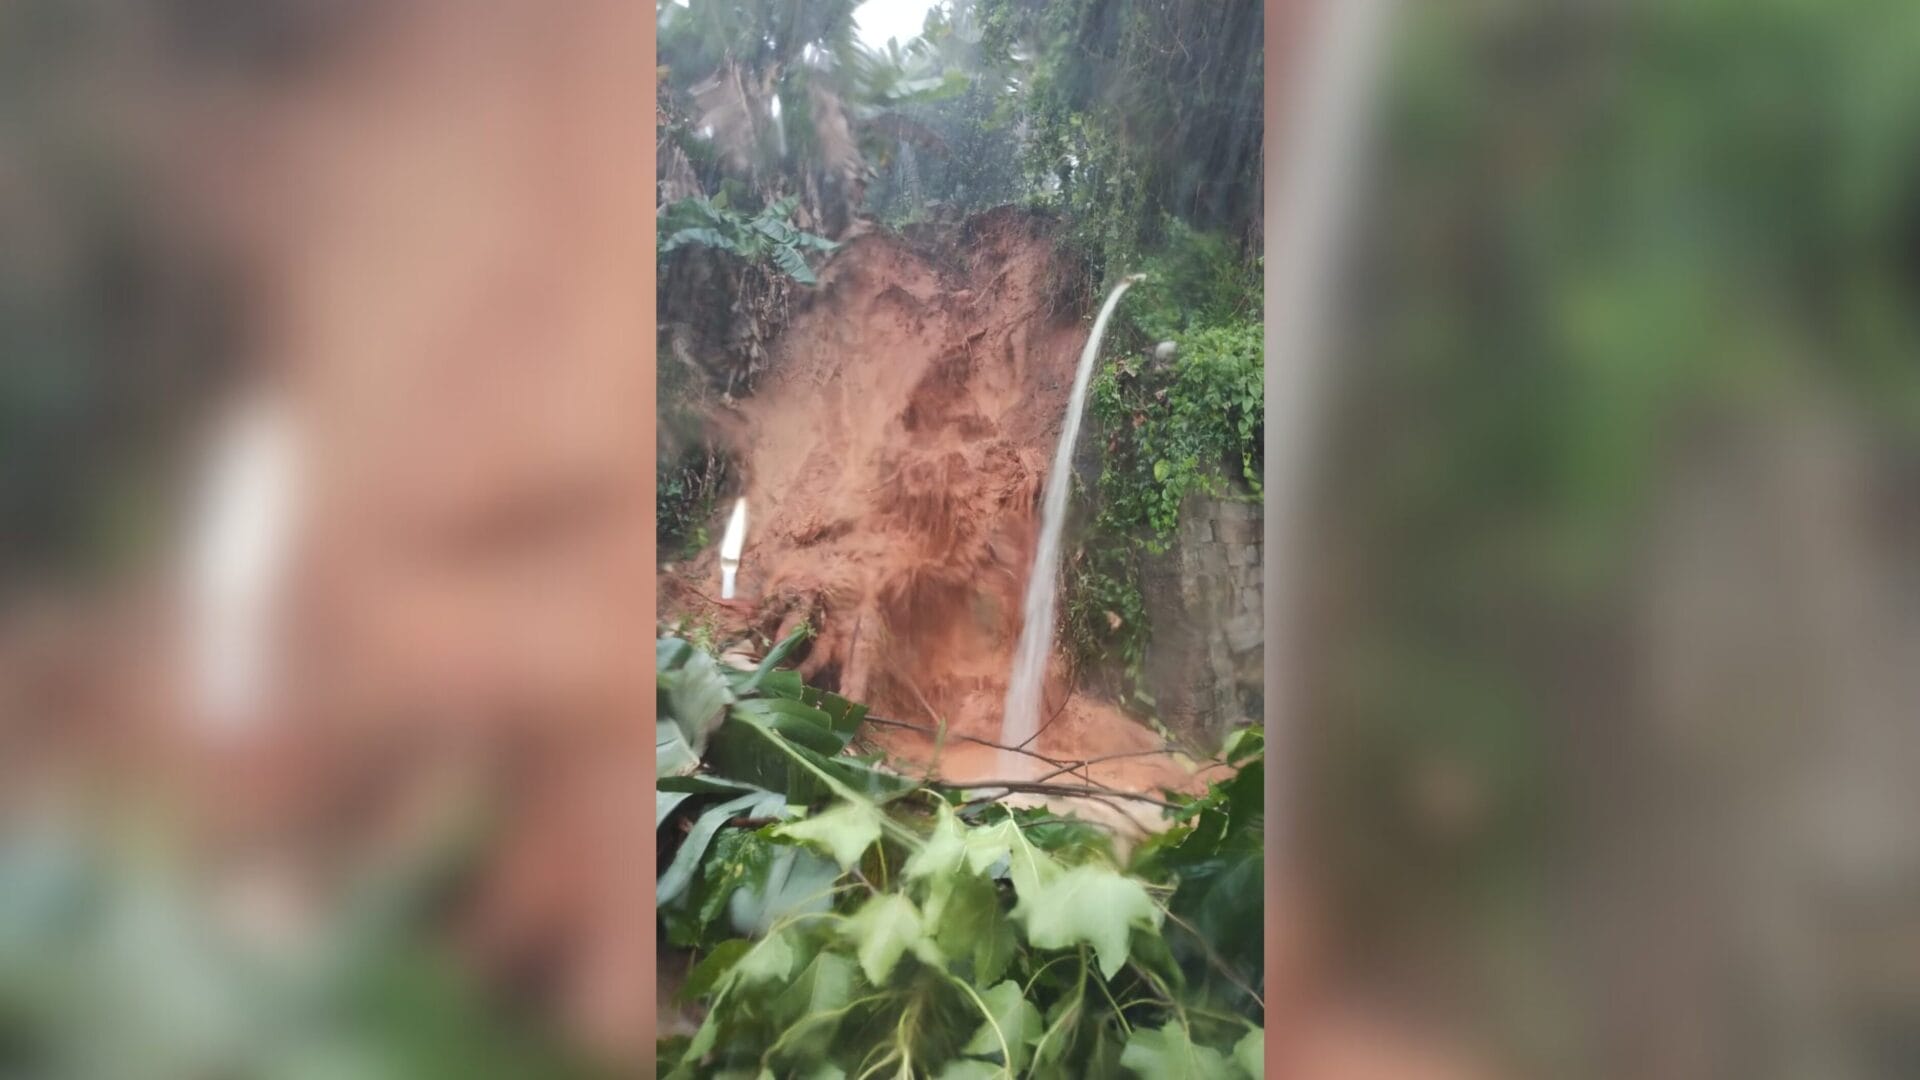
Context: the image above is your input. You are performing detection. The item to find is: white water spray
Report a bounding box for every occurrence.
[998,274,1143,776]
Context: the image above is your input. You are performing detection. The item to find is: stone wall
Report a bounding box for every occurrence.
[1139,490,1264,753]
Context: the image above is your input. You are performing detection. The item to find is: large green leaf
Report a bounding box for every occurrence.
[1015,864,1162,979]
[770,244,818,285]
[704,709,909,806]
[1221,726,1263,766]
[1118,1021,1231,1080]
[775,800,883,871]
[962,818,1058,902]
[728,844,841,936]
[801,686,868,737]
[903,802,967,883]
[661,648,735,745]
[658,636,693,672]
[658,792,781,906]
[930,873,1017,987]
[673,828,777,949]
[731,698,844,755]
[657,789,697,828]
[677,939,752,1003]
[661,226,742,256]
[731,625,812,695]
[725,929,796,989]
[747,668,807,700]
[841,893,934,985]
[766,952,858,1061]
[1233,1028,1264,1079]
[961,980,1043,1073]
[658,720,701,779]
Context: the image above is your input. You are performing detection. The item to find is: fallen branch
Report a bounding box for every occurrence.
[939,779,1180,810]
[859,714,1068,766]
[1030,748,1192,785]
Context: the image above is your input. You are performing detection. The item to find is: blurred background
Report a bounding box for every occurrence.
[3,0,1920,1078]
[1,0,649,1075]
[1300,1,1920,1077]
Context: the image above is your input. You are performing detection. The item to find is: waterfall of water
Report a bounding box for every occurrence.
[998,275,1143,776]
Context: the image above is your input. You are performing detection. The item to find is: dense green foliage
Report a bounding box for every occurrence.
[656,632,1265,1078]
[660,194,840,286]
[1064,227,1264,698]
[1303,0,1920,1068]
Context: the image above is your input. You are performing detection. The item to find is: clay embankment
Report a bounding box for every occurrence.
[661,209,1209,799]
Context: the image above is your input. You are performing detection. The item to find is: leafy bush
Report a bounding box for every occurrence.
[656,632,1266,1079]
[659,194,840,286]
[657,436,732,561]
[1063,224,1264,692]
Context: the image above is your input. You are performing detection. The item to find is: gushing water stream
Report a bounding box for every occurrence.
[998,274,1143,776]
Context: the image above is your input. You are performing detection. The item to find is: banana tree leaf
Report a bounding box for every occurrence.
[657,790,697,829]
[801,687,868,738]
[731,698,844,755]
[661,226,741,256]
[770,244,818,285]
[731,626,812,695]
[746,668,806,700]
[752,216,796,244]
[658,636,692,672]
[704,715,913,806]
[658,720,701,778]
[658,791,785,907]
[661,649,734,746]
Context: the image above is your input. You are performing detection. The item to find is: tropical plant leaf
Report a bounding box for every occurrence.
[764,951,859,1063]
[770,244,818,285]
[801,686,867,735]
[1233,1027,1264,1079]
[658,720,702,778]
[930,873,1017,987]
[677,828,776,948]
[842,893,930,985]
[1016,864,1163,980]
[658,792,780,907]
[662,226,743,256]
[728,844,841,936]
[1221,726,1262,765]
[749,668,808,700]
[1118,1020,1231,1080]
[731,697,844,755]
[658,636,693,672]
[677,938,752,1003]
[661,647,735,745]
[657,789,697,828]
[961,979,1044,1072]
[726,928,796,989]
[903,802,968,882]
[775,800,884,871]
[733,624,812,694]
